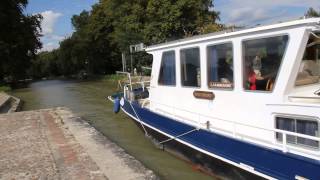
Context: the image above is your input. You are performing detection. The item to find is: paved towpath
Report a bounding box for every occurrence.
[0,108,156,180]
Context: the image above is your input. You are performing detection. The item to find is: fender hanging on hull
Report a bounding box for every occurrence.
[113,97,120,113]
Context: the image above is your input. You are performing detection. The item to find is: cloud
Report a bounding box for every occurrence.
[228,8,270,25]
[47,34,65,41]
[40,10,62,35]
[41,42,59,52]
[38,10,63,51]
[226,7,288,26]
[215,0,320,26]
[39,33,72,52]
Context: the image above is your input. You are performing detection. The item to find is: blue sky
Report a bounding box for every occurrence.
[25,0,320,51]
[26,0,98,51]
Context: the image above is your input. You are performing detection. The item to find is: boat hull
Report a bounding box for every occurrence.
[130,115,260,179]
[119,98,320,180]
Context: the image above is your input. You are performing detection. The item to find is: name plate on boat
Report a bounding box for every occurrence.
[193,91,215,100]
[209,82,233,88]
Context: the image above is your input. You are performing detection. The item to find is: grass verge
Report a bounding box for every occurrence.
[0,85,11,92]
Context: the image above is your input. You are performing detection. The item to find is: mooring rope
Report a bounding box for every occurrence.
[158,127,200,145]
[129,101,149,137]
[128,99,200,143]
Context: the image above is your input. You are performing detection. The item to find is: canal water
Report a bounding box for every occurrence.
[11,79,214,180]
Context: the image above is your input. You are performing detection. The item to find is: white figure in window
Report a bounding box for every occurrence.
[252,53,263,80]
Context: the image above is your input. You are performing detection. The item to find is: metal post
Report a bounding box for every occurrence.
[122,53,126,72]
[130,53,133,74]
[282,132,287,153]
[233,123,236,137]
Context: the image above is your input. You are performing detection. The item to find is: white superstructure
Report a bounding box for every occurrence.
[145,18,320,161]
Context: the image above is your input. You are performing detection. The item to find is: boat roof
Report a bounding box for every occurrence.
[146,18,320,52]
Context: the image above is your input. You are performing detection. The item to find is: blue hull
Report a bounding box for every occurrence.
[120,98,320,179]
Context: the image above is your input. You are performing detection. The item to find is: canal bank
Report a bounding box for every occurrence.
[0,106,156,179]
[0,92,21,113]
[11,79,214,180]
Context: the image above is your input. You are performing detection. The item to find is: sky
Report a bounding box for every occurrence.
[25,0,320,52]
[26,0,98,51]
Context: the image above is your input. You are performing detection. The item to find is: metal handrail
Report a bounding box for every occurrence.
[149,100,320,155]
[124,81,150,92]
[116,71,132,90]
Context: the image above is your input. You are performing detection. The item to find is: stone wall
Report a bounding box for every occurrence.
[0,92,22,113]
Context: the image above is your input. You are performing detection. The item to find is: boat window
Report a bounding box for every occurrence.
[207,43,233,89]
[276,117,319,148]
[243,35,288,91]
[295,32,320,86]
[158,51,176,86]
[181,47,201,87]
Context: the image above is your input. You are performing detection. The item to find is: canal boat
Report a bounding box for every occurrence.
[109,18,320,179]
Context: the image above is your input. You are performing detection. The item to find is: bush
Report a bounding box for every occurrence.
[0,86,11,92]
[103,74,127,81]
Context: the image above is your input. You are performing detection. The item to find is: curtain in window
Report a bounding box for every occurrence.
[297,120,318,147]
[164,52,175,85]
[276,117,295,143]
[159,51,176,85]
[208,48,218,81]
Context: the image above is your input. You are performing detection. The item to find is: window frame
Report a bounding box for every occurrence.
[180,46,202,88]
[206,41,234,91]
[158,50,177,87]
[241,34,290,93]
[294,31,320,87]
[274,114,320,150]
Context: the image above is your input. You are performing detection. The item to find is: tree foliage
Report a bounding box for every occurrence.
[0,0,42,82]
[34,0,221,78]
[29,50,59,78]
[305,8,320,18]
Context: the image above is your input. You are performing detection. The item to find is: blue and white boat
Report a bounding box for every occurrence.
[109,18,320,179]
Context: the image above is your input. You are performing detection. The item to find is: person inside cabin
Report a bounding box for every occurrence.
[248,50,278,90]
[244,35,288,91]
[248,53,263,90]
[218,51,233,83]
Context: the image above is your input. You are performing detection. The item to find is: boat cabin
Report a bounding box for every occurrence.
[144,18,320,160]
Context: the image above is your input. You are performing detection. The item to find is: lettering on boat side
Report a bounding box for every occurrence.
[209,82,233,88]
[193,91,215,100]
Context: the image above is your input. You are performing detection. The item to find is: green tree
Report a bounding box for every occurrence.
[0,0,42,82]
[305,8,320,17]
[29,50,60,79]
[72,10,90,31]
[34,0,221,77]
[144,0,220,44]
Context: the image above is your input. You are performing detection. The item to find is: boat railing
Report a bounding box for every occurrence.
[122,81,151,102]
[123,81,150,92]
[130,81,150,91]
[149,100,320,158]
[116,71,132,90]
[116,71,150,91]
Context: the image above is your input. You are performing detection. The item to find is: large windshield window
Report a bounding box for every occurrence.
[243,35,288,91]
[295,32,320,86]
